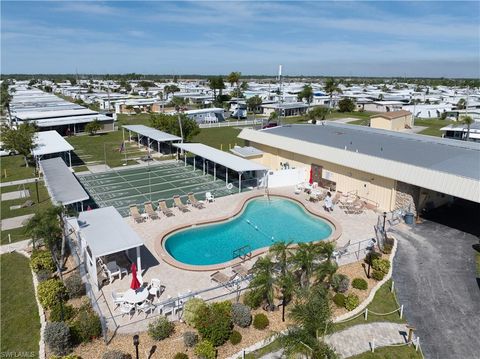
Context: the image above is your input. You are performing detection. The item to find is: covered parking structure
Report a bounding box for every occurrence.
[39,157,89,210]
[32,130,74,167]
[77,206,144,289]
[122,125,182,156]
[173,143,268,192]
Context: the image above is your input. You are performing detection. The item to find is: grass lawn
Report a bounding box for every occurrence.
[116,113,152,126]
[0,156,37,183]
[331,279,405,333]
[0,252,40,356]
[0,227,28,245]
[191,127,246,150]
[415,118,455,137]
[244,338,283,359]
[346,345,422,359]
[348,119,370,126]
[326,111,376,120]
[0,181,51,221]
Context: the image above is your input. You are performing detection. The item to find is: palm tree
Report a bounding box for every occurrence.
[292,242,319,289]
[298,85,314,109]
[270,241,294,276]
[227,71,241,92]
[461,115,474,141]
[246,95,262,121]
[323,78,342,110]
[314,242,337,285]
[307,106,328,123]
[248,255,277,310]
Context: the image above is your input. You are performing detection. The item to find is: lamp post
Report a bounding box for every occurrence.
[382,212,387,232]
[281,287,286,322]
[133,335,139,359]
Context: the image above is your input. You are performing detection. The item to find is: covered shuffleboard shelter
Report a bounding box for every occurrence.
[32,130,74,168]
[122,125,182,156]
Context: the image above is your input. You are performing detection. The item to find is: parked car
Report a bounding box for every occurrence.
[0,143,17,157]
[262,122,278,129]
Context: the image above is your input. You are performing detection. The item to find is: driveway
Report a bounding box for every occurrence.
[391,222,480,359]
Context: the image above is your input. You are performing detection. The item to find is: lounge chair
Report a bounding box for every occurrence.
[333,240,351,261]
[205,192,215,203]
[144,201,159,220]
[231,264,252,278]
[173,195,189,212]
[129,205,144,223]
[188,192,204,209]
[210,271,237,290]
[158,200,174,217]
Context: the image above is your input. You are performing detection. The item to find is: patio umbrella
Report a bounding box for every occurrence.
[309,168,313,184]
[130,263,141,290]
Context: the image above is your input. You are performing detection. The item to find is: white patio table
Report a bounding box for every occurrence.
[123,287,149,304]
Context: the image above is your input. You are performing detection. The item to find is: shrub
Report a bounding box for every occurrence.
[229,330,242,345]
[345,294,360,311]
[183,298,206,327]
[37,269,52,282]
[44,322,72,356]
[49,355,81,359]
[231,303,252,328]
[148,316,174,341]
[243,290,263,309]
[64,273,85,298]
[49,303,76,322]
[338,98,356,112]
[371,270,385,281]
[365,251,381,264]
[253,313,269,330]
[194,340,216,359]
[183,331,198,348]
[331,274,350,293]
[69,305,102,344]
[102,350,132,359]
[352,278,368,290]
[31,250,56,273]
[38,279,68,309]
[173,353,188,359]
[372,258,390,274]
[332,293,346,307]
[194,301,232,346]
[382,244,393,254]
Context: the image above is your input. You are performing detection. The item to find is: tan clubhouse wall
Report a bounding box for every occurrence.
[249,142,397,211]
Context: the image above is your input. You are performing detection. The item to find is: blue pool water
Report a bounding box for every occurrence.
[164,197,333,266]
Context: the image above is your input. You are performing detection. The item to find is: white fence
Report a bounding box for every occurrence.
[199,119,263,128]
[267,168,308,188]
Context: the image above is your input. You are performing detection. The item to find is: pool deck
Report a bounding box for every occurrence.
[87,187,380,334]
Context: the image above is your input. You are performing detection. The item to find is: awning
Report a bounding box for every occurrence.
[39,157,89,205]
[123,125,182,142]
[78,206,143,258]
[32,131,74,156]
[173,143,267,172]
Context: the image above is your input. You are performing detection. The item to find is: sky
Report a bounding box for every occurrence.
[1,1,479,77]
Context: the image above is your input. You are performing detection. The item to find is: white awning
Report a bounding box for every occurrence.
[32,131,74,156]
[173,143,267,172]
[78,206,143,258]
[39,157,89,205]
[123,125,182,142]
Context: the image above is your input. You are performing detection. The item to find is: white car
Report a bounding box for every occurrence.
[0,144,17,157]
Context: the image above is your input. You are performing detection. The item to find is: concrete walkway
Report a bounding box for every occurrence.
[0,239,30,254]
[0,177,40,188]
[1,214,34,230]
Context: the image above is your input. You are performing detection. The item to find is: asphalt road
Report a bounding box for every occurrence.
[391,222,480,359]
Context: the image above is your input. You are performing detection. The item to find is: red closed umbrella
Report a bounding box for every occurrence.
[130,263,141,290]
[309,168,313,184]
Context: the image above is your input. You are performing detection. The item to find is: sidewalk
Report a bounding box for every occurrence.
[0,177,40,188]
[1,214,34,230]
[0,239,30,254]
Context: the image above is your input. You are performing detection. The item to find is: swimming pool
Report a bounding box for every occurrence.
[163,197,334,267]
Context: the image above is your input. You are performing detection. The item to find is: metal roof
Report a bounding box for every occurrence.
[173,143,267,172]
[39,158,89,205]
[32,131,74,156]
[28,114,113,127]
[238,123,480,203]
[229,146,264,158]
[78,206,143,258]
[122,125,182,142]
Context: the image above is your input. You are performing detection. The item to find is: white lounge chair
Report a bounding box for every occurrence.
[173,195,189,212]
[129,205,144,223]
[205,192,215,203]
[144,201,159,220]
[333,240,351,261]
[210,271,237,290]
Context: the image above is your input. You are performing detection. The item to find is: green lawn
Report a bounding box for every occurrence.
[244,338,283,359]
[415,118,455,137]
[0,252,40,356]
[348,119,371,126]
[346,345,422,359]
[331,279,405,333]
[116,113,152,126]
[0,181,51,220]
[191,127,246,150]
[0,227,28,245]
[0,156,37,183]
[326,111,376,120]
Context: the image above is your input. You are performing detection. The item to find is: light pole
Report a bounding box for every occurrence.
[382,212,387,232]
[133,335,139,359]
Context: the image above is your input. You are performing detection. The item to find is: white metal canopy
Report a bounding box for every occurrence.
[39,157,89,205]
[32,131,74,156]
[122,125,182,142]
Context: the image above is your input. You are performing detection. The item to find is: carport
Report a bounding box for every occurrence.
[122,125,182,156]
[173,143,268,192]
[32,130,74,167]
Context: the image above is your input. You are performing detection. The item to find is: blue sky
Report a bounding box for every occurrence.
[1,1,479,77]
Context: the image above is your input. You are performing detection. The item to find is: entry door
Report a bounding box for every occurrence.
[311,164,323,184]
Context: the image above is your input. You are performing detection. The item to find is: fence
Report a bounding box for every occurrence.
[335,237,377,266]
[199,119,263,128]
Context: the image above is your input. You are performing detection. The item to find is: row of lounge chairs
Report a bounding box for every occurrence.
[210,264,253,291]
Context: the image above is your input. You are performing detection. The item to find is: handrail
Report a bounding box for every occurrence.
[346,190,379,208]
[232,244,252,260]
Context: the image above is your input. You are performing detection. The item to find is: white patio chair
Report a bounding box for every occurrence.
[111,290,125,311]
[119,302,135,319]
[158,296,175,316]
[137,299,156,318]
[205,192,215,203]
[148,278,162,297]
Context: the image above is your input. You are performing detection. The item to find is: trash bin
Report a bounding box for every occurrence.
[404,212,414,225]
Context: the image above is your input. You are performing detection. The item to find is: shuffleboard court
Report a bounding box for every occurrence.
[78,161,251,216]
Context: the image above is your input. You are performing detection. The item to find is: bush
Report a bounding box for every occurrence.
[183,331,198,348]
[231,303,252,328]
[49,303,76,322]
[65,273,85,298]
[352,278,368,290]
[37,269,52,282]
[243,290,263,309]
[194,340,216,359]
[365,251,381,264]
[338,98,356,112]
[102,350,132,359]
[31,250,56,273]
[38,279,68,309]
[253,313,269,330]
[331,274,350,293]
[371,270,385,281]
[194,301,232,346]
[69,305,102,344]
[173,353,188,359]
[44,322,72,356]
[50,355,81,359]
[229,330,242,345]
[382,243,393,254]
[148,316,174,341]
[345,294,360,311]
[183,298,206,327]
[332,293,346,307]
[372,258,390,274]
